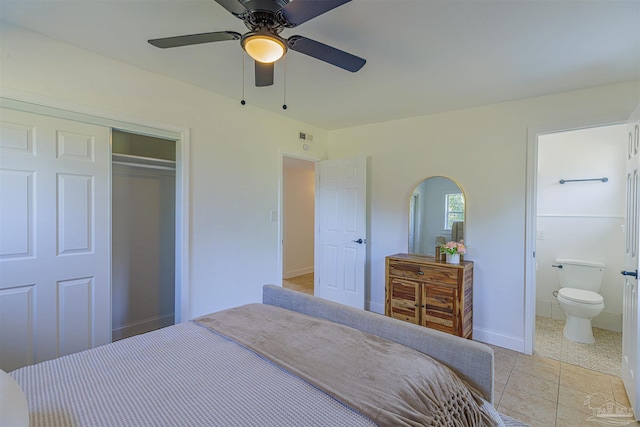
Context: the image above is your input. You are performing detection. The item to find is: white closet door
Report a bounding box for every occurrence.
[0,108,111,371]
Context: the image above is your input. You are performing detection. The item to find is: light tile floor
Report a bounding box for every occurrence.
[490,344,637,426]
[283,275,639,426]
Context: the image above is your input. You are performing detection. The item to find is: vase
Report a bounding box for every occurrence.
[446,253,460,265]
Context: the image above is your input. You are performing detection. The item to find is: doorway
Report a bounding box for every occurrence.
[281,156,315,295]
[111,130,177,340]
[526,122,627,376]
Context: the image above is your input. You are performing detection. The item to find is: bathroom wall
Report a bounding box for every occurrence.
[536,124,628,331]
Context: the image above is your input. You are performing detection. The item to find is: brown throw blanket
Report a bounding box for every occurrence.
[195,304,498,427]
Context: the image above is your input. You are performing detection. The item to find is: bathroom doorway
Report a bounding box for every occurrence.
[531,123,627,376]
[281,156,316,295]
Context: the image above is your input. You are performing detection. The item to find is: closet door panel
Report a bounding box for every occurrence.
[57,173,94,254]
[0,285,35,371]
[56,130,95,161]
[0,169,34,259]
[57,277,94,356]
[0,121,34,153]
[0,108,110,371]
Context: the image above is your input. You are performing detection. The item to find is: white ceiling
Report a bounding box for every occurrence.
[1,0,638,130]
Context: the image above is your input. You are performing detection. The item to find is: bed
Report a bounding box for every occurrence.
[4,285,528,426]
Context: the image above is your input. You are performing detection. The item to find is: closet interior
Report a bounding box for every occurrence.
[111,130,176,340]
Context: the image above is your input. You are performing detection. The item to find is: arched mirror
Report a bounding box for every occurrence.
[408,176,465,256]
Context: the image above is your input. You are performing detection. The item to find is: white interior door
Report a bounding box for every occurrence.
[623,103,640,418]
[0,108,110,371]
[315,156,367,309]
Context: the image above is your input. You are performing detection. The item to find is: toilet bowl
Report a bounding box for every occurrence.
[554,259,605,344]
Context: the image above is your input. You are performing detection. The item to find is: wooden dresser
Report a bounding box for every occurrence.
[385,253,473,339]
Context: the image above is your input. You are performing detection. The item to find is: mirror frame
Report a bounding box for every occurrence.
[408,175,466,257]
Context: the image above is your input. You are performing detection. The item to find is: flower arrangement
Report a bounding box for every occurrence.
[440,240,467,255]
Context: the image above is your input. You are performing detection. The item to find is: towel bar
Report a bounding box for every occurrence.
[559,177,608,184]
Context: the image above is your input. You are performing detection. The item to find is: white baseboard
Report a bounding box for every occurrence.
[473,326,527,353]
[283,266,314,279]
[112,313,175,341]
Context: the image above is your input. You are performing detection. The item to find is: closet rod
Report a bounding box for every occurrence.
[112,161,176,171]
[559,177,608,184]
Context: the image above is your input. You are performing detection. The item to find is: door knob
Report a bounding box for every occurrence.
[352,238,365,244]
[621,270,638,279]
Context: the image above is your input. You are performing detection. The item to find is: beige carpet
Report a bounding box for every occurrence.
[535,316,621,377]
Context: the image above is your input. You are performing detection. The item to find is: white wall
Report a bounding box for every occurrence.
[536,124,627,332]
[0,24,329,318]
[283,159,315,278]
[2,23,638,353]
[327,82,639,351]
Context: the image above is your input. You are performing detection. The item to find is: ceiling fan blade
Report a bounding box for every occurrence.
[148,31,241,49]
[280,0,351,27]
[287,35,365,72]
[255,61,274,87]
[214,0,248,17]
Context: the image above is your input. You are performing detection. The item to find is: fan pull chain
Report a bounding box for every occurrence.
[282,55,287,110]
[241,52,246,105]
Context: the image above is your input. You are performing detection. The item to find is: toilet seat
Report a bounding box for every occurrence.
[558,288,603,305]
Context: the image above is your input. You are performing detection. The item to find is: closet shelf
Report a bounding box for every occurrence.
[112,153,176,171]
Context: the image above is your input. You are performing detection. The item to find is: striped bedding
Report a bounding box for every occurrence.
[196,303,499,426]
[10,305,529,426]
[10,322,376,427]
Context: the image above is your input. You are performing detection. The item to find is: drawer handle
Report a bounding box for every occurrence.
[418,271,424,275]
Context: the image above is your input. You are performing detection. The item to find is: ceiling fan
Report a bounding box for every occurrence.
[148,0,366,87]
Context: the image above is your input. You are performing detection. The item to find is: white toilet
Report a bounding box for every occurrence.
[554,259,605,344]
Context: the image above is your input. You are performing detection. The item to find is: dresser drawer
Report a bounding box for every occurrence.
[421,265,459,285]
[388,260,459,285]
[387,261,428,280]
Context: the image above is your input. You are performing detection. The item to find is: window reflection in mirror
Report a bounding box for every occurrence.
[409,177,465,256]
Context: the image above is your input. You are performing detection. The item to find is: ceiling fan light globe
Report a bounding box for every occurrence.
[242,35,286,63]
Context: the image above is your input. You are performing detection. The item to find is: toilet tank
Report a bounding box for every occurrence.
[555,259,606,292]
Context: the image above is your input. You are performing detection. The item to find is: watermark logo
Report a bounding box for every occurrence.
[584,393,636,426]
